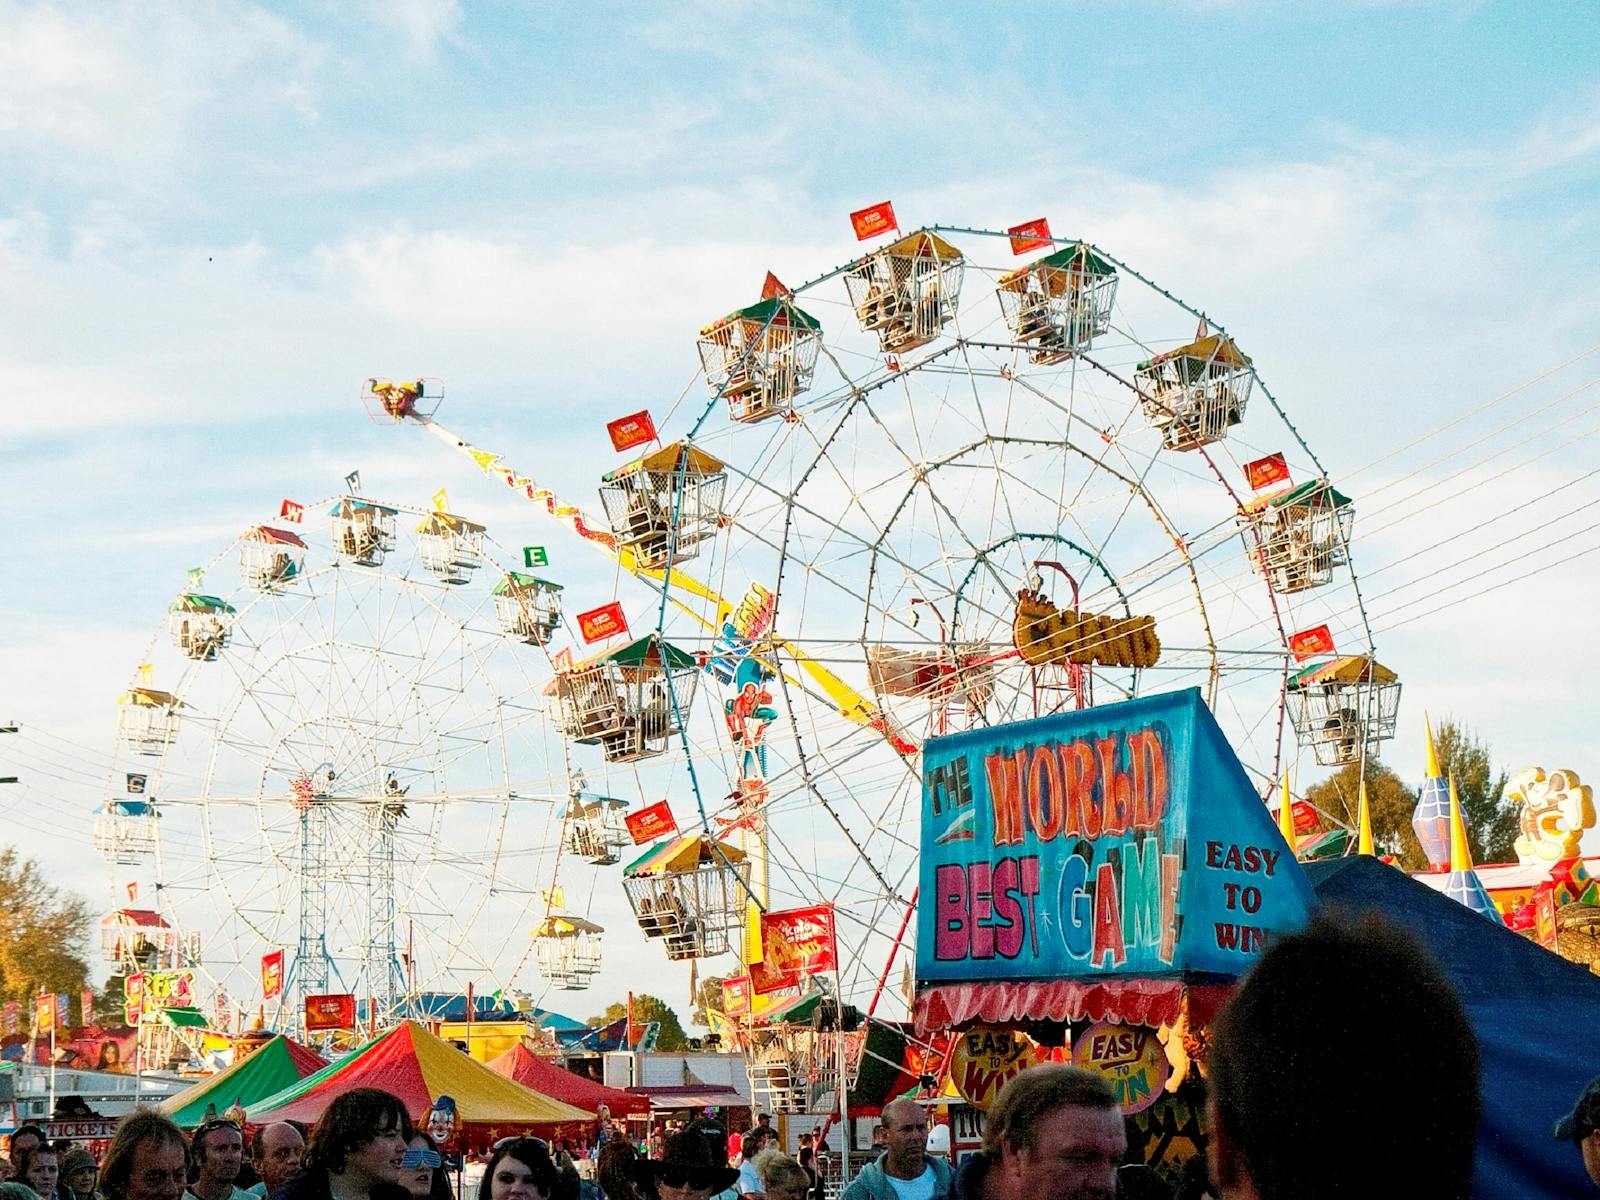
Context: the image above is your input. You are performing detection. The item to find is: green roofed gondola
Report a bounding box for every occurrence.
[1286,656,1400,767]
[698,295,823,424]
[620,834,749,962]
[329,497,399,567]
[996,242,1119,364]
[168,593,236,662]
[1242,479,1355,595]
[492,571,563,646]
[548,635,700,764]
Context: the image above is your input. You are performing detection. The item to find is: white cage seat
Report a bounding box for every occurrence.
[1244,479,1355,595]
[239,524,307,592]
[1135,334,1253,451]
[117,686,183,756]
[94,799,157,866]
[842,230,965,355]
[550,637,699,764]
[167,593,235,662]
[330,497,399,567]
[416,510,486,584]
[1286,656,1401,766]
[598,442,727,571]
[494,572,563,645]
[995,242,1118,364]
[622,835,750,961]
[698,297,824,424]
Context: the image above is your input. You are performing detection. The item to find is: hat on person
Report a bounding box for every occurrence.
[1554,1076,1600,1141]
[59,1151,97,1178]
[640,1131,739,1194]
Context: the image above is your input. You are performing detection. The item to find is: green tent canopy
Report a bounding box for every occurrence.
[162,1035,328,1127]
[603,636,697,671]
[1034,242,1115,277]
[1269,479,1352,510]
[723,296,822,332]
[157,1007,210,1029]
[492,572,562,595]
[169,594,236,615]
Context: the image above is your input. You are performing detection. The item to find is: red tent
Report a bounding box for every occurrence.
[487,1042,650,1118]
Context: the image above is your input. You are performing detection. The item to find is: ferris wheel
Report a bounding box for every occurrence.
[405,220,1403,1027]
[95,488,575,1039]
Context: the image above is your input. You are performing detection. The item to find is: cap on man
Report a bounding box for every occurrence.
[948,1066,1122,1200]
[841,1099,952,1200]
[187,1120,252,1200]
[278,1088,413,1200]
[61,1148,101,1200]
[101,1110,190,1200]
[247,1125,306,1199]
[1206,912,1479,1200]
[1555,1075,1600,1190]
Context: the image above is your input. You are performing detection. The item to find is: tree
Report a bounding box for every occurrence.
[586,994,690,1051]
[691,974,729,1030]
[1431,718,1516,865]
[1304,761,1427,870]
[0,847,93,1007]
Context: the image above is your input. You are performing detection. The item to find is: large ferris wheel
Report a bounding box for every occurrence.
[412,219,1403,1026]
[96,491,573,1043]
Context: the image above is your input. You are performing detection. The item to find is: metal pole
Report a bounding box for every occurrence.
[836,974,849,1187]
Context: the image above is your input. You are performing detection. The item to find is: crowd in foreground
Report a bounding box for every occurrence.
[2,915,1599,1200]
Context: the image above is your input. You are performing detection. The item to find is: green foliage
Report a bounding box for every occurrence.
[1304,761,1427,870]
[0,847,93,1007]
[586,994,690,1051]
[691,974,729,1029]
[1431,718,1516,865]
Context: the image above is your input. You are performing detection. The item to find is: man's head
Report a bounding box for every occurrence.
[1555,1075,1600,1187]
[755,1115,771,1129]
[879,1100,929,1179]
[1207,912,1479,1200]
[101,1110,189,1200]
[739,1127,775,1164]
[193,1119,244,1186]
[18,1146,57,1197]
[305,1088,413,1189]
[252,1123,306,1194]
[981,1066,1123,1200]
[9,1130,45,1167]
[61,1149,99,1198]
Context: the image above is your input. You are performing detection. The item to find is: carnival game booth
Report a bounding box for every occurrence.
[162,1035,327,1127]
[1306,856,1600,1200]
[913,689,1316,1184]
[249,1020,592,1145]
[487,1042,650,1118]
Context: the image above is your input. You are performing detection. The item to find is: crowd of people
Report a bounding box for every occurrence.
[3,912,1598,1200]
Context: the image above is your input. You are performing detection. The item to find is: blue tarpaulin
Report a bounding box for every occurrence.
[1306,856,1600,1200]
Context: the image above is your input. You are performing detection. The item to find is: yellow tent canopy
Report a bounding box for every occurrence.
[118,686,182,708]
[881,229,962,261]
[532,914,605,939]
[415,511,486,534]
[1151,334,1251,368]
[635,441,725,477]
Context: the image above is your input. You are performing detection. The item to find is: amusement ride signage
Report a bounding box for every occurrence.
[949,1027,1041,1110]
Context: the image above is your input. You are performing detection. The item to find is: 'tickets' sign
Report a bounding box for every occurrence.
[1071,1021,1170,1114]
[625,800,678,845]
[917,689,1315,986]
[749,904,839,995]
[305,993,356,1031]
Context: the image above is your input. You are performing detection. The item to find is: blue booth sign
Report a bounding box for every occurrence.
[917,688,1315,984]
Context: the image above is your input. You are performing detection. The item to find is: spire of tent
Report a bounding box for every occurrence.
[1356,777,1375,857]
[1278,770,1297,856]
[1443,774,1504,925]
[1413,713,1451,870]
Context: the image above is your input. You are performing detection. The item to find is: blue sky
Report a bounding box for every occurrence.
[3,0,1599,1016]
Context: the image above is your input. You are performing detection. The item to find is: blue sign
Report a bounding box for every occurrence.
[917,689,1315,985]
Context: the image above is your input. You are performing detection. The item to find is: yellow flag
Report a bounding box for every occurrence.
[432,488,450,512]
[470,449,500,472]
[542,886,565,909]
[137,662,153,684]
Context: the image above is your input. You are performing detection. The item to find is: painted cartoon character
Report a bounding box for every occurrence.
[425,1095,460,1159]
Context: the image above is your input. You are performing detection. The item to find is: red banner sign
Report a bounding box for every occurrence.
[606,410,657,452]
[625,799,678,845]
[123,974,144,1026]
[262,950,284,1000]
[1007,218,1053,256]
[850,200,898,241]
[760,271,790,300]
[34,994,57,1034]
[1244,453,1291,492]
[576,601,629,644]
[750,904,839,995]
[1288,624,1336,661]
[1292,800,1319,835]
[279,499,305,523]
[721,976,752,1018]
[305,993,356,1031]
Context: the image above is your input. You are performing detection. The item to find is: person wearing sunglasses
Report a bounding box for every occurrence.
[186,1119,252,1200]
[478,1139,572,1200]
[396,1136,449,1200]
[640,1132,739,1200]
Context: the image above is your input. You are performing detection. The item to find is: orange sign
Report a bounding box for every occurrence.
[1244,452,1291,492]
[721,976,752,1017]
[950,1027,1040,1110]
[760,271,790,300]
[1007,218,1053,255]
[750,905,839,995]
[625,800,678,845]
[576,601,629,644]
[1288,624,1335,661]
[850,200,898,241]
[606,410,657,452]
[305,993,356,1031]
[1071,1021,1170,1114]
[279,499,305,523]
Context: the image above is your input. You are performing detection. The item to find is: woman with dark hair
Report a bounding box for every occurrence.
[279,1088,413,1200]
[595,1141,643,1200]
[477,1140,573,1200]
[396,1134,450,1200]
